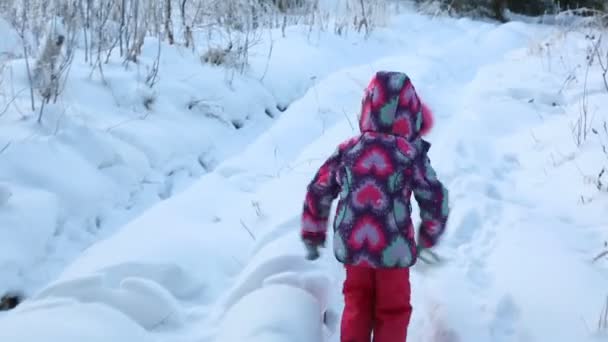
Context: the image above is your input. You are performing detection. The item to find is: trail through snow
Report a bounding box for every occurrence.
[1,9,607,342]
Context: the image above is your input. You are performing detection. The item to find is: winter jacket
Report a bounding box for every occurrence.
[301,71,449,269]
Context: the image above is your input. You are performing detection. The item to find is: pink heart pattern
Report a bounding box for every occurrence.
[392,116,411,137]
[349,216,387,252]
[396,138,416,160]
[352,254,376,268]
[352,180,388,212]
[353,147,394,178]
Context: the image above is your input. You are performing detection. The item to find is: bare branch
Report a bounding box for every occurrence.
[0,141,11,154]
[0,88,28,117]
[239,219,256,241]
[146,33,162,88]
[590,34,608,92]
[17,0,36,112]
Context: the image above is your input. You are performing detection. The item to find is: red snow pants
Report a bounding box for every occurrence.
[340,265,412,342]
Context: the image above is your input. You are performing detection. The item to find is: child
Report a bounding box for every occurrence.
[300,71,450,342]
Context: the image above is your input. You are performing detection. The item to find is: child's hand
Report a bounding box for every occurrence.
[304,241,322,260]
[417,245,442,265]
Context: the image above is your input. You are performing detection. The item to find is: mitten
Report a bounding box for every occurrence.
[304,240,321,261]
[416,244,441,264]
[416,223,441,264]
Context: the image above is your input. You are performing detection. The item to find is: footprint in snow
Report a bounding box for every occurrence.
[465,258,493,291]
[217,166,245,178]
[455,141,469,159]
[484,183,502,201]
[449,209,482,248]
[489,294,525,341]
[422,300,461,342]
[492,154,521,181]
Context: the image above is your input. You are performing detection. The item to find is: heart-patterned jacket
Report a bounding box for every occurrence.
[301,71,450,268]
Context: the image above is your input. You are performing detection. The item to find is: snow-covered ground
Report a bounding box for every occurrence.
[1,4,608,342]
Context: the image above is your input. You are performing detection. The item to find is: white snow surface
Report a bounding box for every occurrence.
[2,6,608,342]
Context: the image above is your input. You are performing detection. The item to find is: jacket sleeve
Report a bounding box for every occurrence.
[301,147,342,247]
[412,146,449,249]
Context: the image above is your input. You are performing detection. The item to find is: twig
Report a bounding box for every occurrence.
[342,108,355,131]
[18,1,36,112]
[251,200,263,218]
[602,295,608,330]
[572,42,594,147]
[591,34,608,92]
[104,117,140,132]
[558,74,576,95]
[259,31,274,82]
[239,219,256,240]
[0,141,11,154]
[146,33,162,88]
[592,250,608,263]
[604,295,608,330]
[90,0,114,84]
[37,99,46,124]
[105,30,122,64]
[598,168,606,191]
[0,88,28,117]
[582,316,592,335]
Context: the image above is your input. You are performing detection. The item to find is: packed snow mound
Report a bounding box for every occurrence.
[213,284,324,342]
[34,274,182,329]
[1,299,154,342]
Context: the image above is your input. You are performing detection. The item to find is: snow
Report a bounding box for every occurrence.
[1,299,154,342]
[214,284,324,342]
[1,4,608,342]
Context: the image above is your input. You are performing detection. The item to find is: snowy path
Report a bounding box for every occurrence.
[1,11,607,342]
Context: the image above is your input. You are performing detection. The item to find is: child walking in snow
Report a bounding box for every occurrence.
[300,71,450,342]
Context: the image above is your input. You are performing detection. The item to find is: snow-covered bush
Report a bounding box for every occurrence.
[414,0,510,21]
[0,0,390,81]
[194,0,390,71]
[32,18,72,107]
[583,18,608,193]
[414,0,606,22]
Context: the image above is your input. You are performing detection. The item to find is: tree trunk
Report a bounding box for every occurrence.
[120,0,126,56]
[492,0,508,22]
[180,0,191,48]
[164,0,174,44]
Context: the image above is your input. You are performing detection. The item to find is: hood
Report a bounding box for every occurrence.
[359,71,434,140]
